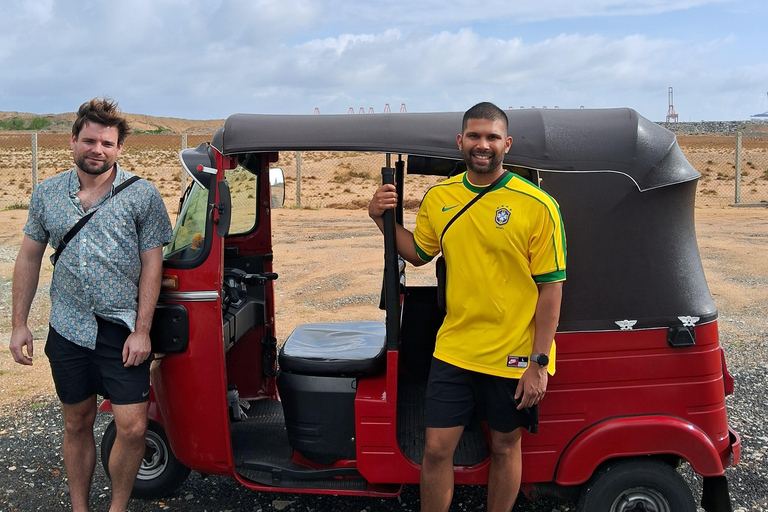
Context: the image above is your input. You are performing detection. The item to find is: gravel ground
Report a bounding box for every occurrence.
[0,399,577,512]
[1,337,765,511]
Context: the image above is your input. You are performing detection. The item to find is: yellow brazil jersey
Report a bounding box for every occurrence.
[413,172,566,378]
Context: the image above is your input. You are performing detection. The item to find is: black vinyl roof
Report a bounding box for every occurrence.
[211,108,699,192]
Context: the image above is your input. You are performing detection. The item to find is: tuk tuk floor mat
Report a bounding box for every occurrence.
[230,400,369,490]
[397,373,490,465]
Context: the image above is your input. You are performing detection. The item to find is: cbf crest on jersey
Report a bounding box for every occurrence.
[495,206,511,226]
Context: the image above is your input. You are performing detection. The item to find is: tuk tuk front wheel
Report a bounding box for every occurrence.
[577,458,696,512]
[101,419,191,499]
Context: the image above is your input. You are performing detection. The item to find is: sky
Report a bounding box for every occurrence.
[1,0,767,122]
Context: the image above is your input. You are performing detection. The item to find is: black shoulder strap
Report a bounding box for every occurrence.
[439,171,509,250]
[53,175,141,266]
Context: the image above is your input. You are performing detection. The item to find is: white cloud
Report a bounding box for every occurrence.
[0,0,763,120]
[324,0,734,25]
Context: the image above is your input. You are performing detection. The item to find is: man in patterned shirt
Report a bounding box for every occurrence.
[369,102,566,512]
[10,98,172,512]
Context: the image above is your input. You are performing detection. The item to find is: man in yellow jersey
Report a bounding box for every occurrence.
[368,102,566,512]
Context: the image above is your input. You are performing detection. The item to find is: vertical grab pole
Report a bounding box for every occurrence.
[395,157,405,226]
[381,166,401,351]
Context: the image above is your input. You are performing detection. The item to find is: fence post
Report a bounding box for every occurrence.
[31,132,38,189]
[734,130,742,204]
[295,151,302,209]
[181,134,188,190]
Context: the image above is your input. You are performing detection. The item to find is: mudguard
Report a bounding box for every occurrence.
[555,415,728,486]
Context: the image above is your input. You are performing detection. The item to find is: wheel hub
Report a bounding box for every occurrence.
[612,487,672,512]
[137,430,169,481]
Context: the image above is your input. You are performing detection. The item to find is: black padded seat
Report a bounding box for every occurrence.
[278,321,386,377]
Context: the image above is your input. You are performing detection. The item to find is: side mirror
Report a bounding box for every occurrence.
[216,180,232,237]
[269,167,285,209]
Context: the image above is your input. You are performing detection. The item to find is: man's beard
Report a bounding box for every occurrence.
[461,148,504,174]
[76,155,114,176]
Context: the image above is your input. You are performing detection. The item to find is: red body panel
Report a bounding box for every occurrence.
[355,351,418,483]
[526,321,732,484]
[150,163,234,476]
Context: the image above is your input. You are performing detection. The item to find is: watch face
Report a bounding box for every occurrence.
[535,353,549,366]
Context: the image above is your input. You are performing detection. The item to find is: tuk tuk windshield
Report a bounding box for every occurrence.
[163,182,209,263]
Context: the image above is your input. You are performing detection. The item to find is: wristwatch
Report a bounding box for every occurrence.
[530,353,549,367]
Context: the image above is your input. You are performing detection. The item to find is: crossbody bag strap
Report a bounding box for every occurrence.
[53,175,141,266]
[439,170,508,250]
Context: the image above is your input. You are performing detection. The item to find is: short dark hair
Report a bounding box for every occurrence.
[72,97,131,146]
[462,102,508,132]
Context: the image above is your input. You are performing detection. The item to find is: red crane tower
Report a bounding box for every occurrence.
[666,87,679,123]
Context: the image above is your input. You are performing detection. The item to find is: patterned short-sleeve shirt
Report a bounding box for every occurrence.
[23,165,173,349]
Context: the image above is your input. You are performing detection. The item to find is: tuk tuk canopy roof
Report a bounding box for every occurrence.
[211,108,699,192]
[206,108,716,332]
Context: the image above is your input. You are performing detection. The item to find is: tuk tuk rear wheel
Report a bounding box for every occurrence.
[101,419,191,499]
[577,458,696,512]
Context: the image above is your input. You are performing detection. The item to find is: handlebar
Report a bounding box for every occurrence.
[224,269,279,289]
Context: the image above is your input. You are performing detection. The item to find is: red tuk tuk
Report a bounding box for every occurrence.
[100,108,740,511]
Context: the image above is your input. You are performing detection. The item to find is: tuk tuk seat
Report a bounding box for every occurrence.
[278,321,386,377]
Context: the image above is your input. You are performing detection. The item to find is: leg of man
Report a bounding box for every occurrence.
[420,425,464,512]
[61,395,98,512]
[487,428,523,512]
[107,402,149,512]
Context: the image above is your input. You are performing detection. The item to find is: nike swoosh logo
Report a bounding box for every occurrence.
[442,205,459,212]
[142,390,150,397]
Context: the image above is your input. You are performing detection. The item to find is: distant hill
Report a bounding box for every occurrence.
[0,111,224,135]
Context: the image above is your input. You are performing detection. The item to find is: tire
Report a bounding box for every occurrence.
[577,458,696,512]
[101,419,191,499]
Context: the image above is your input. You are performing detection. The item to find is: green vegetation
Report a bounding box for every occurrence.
[28,117,51,130]
[4,202,30,211]
[0,116,51,131]
[133,126,171,134]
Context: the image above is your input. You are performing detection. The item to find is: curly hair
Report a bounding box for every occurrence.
[71,97,131,146]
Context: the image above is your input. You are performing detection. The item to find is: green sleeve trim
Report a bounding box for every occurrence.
[534,270,566,283]
[414,242,434,263]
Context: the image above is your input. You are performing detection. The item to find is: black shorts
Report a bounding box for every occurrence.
[425,357,539,434]
[44,317,150,405]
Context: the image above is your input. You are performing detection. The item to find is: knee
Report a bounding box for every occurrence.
[64,410,97,436]
[423,438,455,464]
[115,418,148,444]
[490,441,519,459]
[490,430,522,458]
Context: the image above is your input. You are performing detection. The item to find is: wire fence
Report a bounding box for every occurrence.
[680,131,768,207]
[1,131,767,212]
